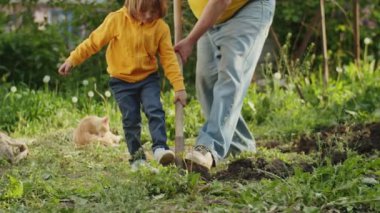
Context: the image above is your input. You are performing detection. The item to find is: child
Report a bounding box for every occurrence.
[58,0,187,166]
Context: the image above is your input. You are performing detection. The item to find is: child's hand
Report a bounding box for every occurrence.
[174,90,187,106]
[58,60,73,76]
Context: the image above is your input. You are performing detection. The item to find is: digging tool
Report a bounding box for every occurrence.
[173,0,185,167]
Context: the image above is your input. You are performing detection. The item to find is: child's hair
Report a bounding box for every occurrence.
[124,0,168,19]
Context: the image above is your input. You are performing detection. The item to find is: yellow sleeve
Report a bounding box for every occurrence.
[68,13,116,66]
[158,23,185,92]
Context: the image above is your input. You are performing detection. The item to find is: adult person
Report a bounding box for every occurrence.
[174,0,275,171]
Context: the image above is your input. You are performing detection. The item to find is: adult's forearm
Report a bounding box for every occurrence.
[187,0,231,44]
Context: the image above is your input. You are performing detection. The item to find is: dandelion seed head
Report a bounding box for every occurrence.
[364,37,372,45]
[273,72,281,80]
[72,96,78,103]
[105,91,111,98]
[88,91,94,98]
[10,86,17,93]
[82,80,89,86]
[43,75,50,84]
[336,67,343,73]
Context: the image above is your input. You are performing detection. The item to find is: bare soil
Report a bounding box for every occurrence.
[259,122,379,155]
[209,122,379,182]
[296,122,380,154]
[213,158,296,181]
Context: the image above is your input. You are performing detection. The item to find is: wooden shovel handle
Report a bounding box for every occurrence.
[175,99,185,165]
[173,0,184,166]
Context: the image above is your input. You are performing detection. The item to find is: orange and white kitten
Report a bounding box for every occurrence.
[73,116,121,147]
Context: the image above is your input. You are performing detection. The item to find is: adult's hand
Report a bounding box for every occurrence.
[175,0,231,64]
[174,38,195,64]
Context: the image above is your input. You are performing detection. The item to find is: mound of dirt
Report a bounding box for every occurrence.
[201,122,379,182]
[214,158,296,181]
[296,122,380,154]
[259,122,380,155]
[349,122,380,153]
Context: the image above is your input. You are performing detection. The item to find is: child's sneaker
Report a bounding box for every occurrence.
[153,148,175,166]
[131,159,148,171]
[185,145,213,172]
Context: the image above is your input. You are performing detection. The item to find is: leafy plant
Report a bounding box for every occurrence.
[0,175,24,200]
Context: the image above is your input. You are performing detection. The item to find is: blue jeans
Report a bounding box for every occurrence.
[195,0,275,164]
[109,73,168,161]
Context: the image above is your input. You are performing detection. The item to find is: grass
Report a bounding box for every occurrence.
[1,134,379,212]
[1,57,380,211]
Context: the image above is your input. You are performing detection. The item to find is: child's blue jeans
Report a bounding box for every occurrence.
[195,0,275,164]
[109,73,168,161]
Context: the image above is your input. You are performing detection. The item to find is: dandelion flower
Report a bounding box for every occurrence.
[273,72,281,80]
[364,37,372,45]
[43,75,50,84]
[336,67,343,73]
[105,91,111,98]
[10,86,17,93]
[82,80,89,86]
[88,91,94,98]
[72,96,78,103]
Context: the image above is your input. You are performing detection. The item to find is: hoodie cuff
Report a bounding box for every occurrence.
[172,80,185,92]
[67,55,80,67]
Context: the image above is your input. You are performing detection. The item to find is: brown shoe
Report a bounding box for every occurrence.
[185,145,213,172]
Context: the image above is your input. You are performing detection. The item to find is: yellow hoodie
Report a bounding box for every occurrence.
[188,0,249,24]
[68,7,184,91]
